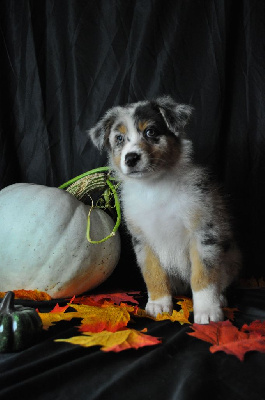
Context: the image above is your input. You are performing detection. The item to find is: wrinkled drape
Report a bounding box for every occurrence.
[1,0,265,276]
[1,3,265,400]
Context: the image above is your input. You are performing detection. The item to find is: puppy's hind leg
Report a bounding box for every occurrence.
[132,237,173,317]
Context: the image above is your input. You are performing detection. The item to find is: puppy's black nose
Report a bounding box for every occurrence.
[125,152,141,167]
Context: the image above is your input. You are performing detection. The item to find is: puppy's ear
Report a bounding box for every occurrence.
[87,107,121,151]
[154,96,193,135]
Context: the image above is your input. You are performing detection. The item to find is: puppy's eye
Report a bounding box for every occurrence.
[144,128,158,138]
[116,135,124,144]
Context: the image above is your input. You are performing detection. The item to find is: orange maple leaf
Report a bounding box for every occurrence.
[72,296,100,307]
[50,296,75,313]
[55,328,161,352]
[74,291,140,306]
[0,289,52,301]
[188,320,265,361]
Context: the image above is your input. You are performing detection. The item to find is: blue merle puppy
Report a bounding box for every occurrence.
[88,96,241,324]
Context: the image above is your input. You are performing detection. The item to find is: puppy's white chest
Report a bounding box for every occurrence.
[122,181,192,274]
[124,180,189,224]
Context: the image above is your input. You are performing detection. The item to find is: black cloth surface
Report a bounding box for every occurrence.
[0,289,265,400]
[1,1,265,399]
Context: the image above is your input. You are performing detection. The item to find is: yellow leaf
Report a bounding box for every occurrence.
[55,329,161,352]
[176,297,193,312]
[176,297,193,323]
[39,312,78,330]
[72,303,131,332]
[135,297,193,324]
[136,308,191,324]
[39,303,131,332]
[156,309,191,324]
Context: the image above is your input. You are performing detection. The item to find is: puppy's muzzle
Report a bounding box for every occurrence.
[125,152,141,167]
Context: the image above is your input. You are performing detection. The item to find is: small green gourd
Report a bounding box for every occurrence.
[0,291,43,352]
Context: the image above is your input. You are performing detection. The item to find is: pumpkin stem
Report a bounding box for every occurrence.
[0,291,15,314]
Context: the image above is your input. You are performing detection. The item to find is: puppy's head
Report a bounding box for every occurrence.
[88,96,193,179]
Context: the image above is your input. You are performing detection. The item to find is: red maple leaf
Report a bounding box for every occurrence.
[188,320,265,361]
[72,296,100,307]
[74,291,140,306]
[241,320,265,336]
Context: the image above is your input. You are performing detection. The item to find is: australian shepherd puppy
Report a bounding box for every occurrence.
[88,96,241,324]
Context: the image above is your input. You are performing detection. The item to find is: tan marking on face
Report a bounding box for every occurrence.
[190,240,218,292]
[117,124,127,134]
[139,135,181,172]
[138,140,164,163]
[138,120,149,132]
[143,246,171,301]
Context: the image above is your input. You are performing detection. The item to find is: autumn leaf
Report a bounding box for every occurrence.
[175,296,237,323]
[157,310,191,324]
[72,296,100,307]
[188,320,265,361]
[176,297,193,322]
[136,308,190,324]
[175,296,193,312]
[39,302,131,332]
[74,291,140,306]
[241,320,265,336]
[0,289,52,301]
[50,296,75,313]
[89,291,140,305]
[188,320,243,346]
[39,311,78,330]
[211,334,265,361]
[136,297,192,325]
[55,329,161,352]
[74,303,131,333]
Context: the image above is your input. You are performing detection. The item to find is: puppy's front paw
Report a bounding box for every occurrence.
[193,287,225,324]
[194,306,224,324]
[145,296,173,318]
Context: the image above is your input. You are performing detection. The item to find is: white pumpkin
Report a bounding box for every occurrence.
[0,183,121,298]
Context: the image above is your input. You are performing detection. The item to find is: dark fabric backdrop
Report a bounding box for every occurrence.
[1,0,265,283]
[1,2,265,400]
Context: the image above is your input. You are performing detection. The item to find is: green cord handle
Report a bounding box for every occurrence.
[86,178,121,244]
[58,167,111,190]
[59,167,121,244]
